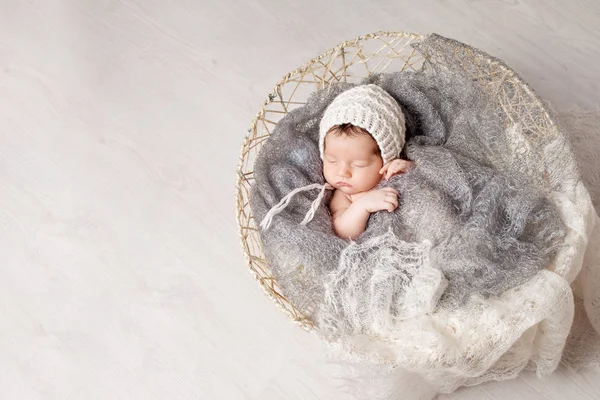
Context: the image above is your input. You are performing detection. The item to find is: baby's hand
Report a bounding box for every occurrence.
[358,187,399,213]
[379,159,414,180]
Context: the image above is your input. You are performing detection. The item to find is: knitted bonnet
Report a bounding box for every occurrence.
[319,84,406,164]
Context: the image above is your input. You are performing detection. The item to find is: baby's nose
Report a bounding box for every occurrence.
[338,165,351,177]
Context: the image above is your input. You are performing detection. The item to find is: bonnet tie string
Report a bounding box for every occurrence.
[260,183,333,230]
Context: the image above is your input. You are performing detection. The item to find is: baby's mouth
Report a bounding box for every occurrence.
[336,181,352,188]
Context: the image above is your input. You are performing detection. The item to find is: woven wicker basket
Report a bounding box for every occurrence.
[235,31,558,331]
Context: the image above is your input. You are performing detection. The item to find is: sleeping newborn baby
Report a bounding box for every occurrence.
[319,85,413,239]
[259,84,413,239]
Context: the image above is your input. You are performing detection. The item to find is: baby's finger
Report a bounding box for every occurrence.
[383,195,398,207]
[385,200,398,212]
[386,196,399,207]
[380,161,394,174]
[381,187,399,195]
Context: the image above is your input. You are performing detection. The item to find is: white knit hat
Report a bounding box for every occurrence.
[319,84,406,164]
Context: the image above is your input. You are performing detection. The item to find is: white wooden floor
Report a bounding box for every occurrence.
[1,1,600,399]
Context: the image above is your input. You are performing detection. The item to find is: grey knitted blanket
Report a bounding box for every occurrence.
[249,38,565,338]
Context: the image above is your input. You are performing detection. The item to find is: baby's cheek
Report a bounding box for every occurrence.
[370,169,383,181]
[322,168,334,184]
[356,171,378,190]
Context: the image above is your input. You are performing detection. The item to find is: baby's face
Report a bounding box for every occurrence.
[323,133,384,195]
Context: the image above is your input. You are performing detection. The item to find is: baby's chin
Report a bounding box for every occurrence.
[332,184,362,195]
